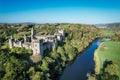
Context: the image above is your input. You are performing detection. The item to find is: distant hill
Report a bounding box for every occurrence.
[0,22,37,25]
[95,22,120,29]
[106,23,120,28]
[95,24,107,28]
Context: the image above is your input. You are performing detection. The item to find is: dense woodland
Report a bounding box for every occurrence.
[0,23,119,80]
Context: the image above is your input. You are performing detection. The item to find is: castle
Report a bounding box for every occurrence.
[9,27,65,57]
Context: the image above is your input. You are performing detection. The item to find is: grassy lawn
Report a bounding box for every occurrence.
[96,41,120,77]
[98,41,120,67]
[103,29,114,35]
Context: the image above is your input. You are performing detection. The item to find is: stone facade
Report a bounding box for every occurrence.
[9,27,65,57]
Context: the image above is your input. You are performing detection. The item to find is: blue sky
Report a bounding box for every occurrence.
[0,0,120,24]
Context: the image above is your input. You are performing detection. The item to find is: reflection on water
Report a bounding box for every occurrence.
[60,39,103,80]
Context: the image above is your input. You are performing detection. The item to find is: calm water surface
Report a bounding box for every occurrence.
[60,39,103,80]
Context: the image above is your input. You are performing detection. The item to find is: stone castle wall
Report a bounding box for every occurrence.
[9,27,65,57]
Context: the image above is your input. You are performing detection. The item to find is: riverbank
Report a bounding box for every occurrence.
[56,38,102,80]
[94,41,120,77]
[59,38,101,74]
[59,39,102,80]
[73,38,101,63]
[94,43,103,74]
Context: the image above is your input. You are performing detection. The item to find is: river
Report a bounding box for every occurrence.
[59,39,103,80]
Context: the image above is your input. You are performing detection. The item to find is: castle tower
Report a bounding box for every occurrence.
[9,35,14,48]
[62,30,65,39]
[32,39,43,56]
[52,38,58,51]
[39,39,43,56]
[31,27,35,42]
[31,27,35,37]
[24,35,27,43]
[19,41,22,47]
[59,30,65,39]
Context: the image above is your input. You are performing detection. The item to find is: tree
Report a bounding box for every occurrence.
[31,72,45,80]
[57,47,67,61]
[99,60,120,80]
[0,63,5,78]
[50,51,60,60]
[64,44,77,61]
[41,59,49,73]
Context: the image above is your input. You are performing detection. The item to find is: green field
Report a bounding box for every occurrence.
[103,29,114,35]
[97,41,120,77]
[98,41,120,67]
